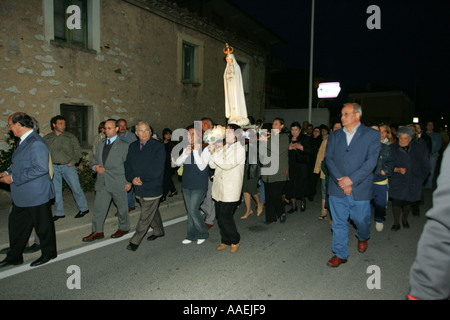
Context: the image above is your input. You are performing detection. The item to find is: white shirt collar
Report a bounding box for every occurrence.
[19,129,34,144]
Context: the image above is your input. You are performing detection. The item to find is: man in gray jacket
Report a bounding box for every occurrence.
[82,119,132,242]
[409,146,450,300]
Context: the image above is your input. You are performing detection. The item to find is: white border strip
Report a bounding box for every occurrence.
[0,216,187,280]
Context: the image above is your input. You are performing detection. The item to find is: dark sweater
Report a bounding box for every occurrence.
[182,151,209,190]
[124,139,166,198]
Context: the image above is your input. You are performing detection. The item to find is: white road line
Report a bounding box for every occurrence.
[0,216,187,280]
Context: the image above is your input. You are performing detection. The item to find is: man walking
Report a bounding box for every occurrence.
[44,115,89,221]
[82,119,132,242]
[0,113,57,267]
[124,121,166,251]
[325,103,380,267]
[118,118,138,211]
[424,121,442,189]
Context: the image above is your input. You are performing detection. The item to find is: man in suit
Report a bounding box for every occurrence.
[0,112,57,268]
[82,119,131,242]
[124,121,166,251]
[325,103,380,267]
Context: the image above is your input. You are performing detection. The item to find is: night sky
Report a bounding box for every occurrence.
[231,0,450,124]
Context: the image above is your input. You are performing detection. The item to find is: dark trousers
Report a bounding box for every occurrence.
[372,184,388,222]
[130,197,164,246]
[264,181,286,223]
[7,201,57,262]
[215,201,240,245]
[392,198,412,226]
[163,169,176,198]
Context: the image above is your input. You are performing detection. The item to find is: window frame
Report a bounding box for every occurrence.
[60,104,89,148]
[177,33,204,86]
[182,42,195,83]
[44,0,100,53]
[54,0,89,49]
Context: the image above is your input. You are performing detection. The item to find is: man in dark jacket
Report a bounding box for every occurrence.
[124,121,166,251]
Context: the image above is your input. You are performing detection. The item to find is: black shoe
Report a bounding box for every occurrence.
[147,234,164,241]
[287,207,297,214]
[160,197,166,203]
[74,210,89,218]
[30,255,56,267]
[24,243,41,254]
[0,257,23,268]
[280,214,286,223]
[127,243,138,251]
[402,222,410,229]
[300,200,306,212]
[391,224,400,231]
[168,190,177,197]
[53,215,65,221]
[0,247,11,255]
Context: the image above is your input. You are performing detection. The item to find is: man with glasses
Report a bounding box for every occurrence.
[325,103,380,267]
[0,113,57,267]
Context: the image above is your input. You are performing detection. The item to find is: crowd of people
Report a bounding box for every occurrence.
[0,107,448,275]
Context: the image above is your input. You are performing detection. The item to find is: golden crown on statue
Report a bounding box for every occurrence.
[223,43,233,55]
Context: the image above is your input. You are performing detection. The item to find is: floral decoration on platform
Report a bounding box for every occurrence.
[203,125,226,144]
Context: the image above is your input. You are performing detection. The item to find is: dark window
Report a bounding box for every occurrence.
[60,104,88,148]
[182,42,195,82]
[54,0,88,48]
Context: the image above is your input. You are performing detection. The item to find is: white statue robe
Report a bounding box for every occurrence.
[223,54,248,122]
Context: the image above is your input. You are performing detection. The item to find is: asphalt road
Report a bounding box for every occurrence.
[0,188,433,302]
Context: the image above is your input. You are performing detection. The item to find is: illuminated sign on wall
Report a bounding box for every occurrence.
[317,82,341,98]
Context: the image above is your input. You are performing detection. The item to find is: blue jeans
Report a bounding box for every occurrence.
[258,179,265,203]
[372,183,388,223]
[183,188,208,241]
[53,164,89,217]
[127,186,135,208]
[424,154,438,189]
[329,194,371,259]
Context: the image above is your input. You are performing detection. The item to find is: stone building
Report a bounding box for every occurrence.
[0,0,283,152]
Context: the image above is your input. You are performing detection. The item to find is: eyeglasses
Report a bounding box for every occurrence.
[340,112,356,117]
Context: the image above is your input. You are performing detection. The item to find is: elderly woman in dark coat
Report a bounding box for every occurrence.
[285,121,312,213]
[389,126,430,231]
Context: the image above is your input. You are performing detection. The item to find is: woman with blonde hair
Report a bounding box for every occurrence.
[380,124,394,144]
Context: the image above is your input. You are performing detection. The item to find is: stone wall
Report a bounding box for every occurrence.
[0,0,266,152]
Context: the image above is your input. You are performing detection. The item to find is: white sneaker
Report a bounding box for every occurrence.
[182,239,192,245]
[375,222,384,232]
[197,239,206,245]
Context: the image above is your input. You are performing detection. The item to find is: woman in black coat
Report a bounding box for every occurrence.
[285,122,312,213]
[389,126,430,231]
